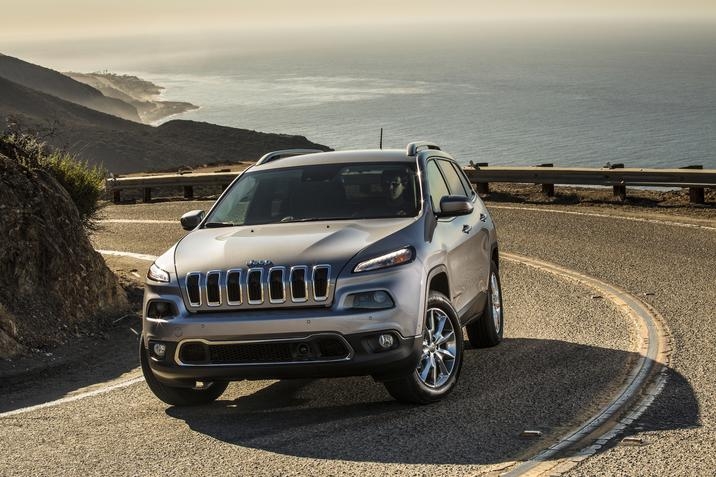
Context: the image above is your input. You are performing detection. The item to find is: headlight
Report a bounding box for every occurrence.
[147,262,170,283]
[353,247,414,273]
[346,291,395,309]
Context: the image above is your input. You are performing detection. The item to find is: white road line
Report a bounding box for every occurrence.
[502,252,671,476]
[96,250,158,262]
[0,377,145,418]
[489,204,716,231]
[99,219,176,224]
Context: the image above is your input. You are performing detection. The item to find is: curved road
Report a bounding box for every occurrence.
[1,201,715,475]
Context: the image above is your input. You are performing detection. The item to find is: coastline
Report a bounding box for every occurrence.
[65,71,199,124]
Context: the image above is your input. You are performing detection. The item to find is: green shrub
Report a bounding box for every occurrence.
[42,152,105,230]
[1,127,106,231]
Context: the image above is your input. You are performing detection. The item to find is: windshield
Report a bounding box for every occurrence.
[205,162,420,226]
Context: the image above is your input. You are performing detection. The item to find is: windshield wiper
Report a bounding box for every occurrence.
[280,216,354,223]
[204,222,237,228]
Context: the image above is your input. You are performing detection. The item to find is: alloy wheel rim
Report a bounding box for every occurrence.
[490,272,502,333]
[418,307,457,388]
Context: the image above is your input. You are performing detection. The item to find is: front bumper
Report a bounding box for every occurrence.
[145,331,421,386]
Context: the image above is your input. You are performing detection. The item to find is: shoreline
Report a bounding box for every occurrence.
[65,71,199,124]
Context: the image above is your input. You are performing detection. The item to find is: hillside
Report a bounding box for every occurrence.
[66,72,198,123]
[0,54,140,122]
[0,146,128,358]
[0,76,329,173]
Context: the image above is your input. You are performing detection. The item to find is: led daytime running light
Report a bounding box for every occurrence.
[354,248,413,273]
[147,263,170,283]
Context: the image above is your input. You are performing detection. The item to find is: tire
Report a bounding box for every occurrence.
[384,291,464,404]
[140,340,228,406]
[466,260,504,348]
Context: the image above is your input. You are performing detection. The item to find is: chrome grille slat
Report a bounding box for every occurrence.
[206,270,222,306]
[247,268,264,304]
[312,265,331,301]
[184,264,331,310]
[226,269,242,305]
[186,272,202,306]
[290,266,308,303]
[268,267,286,303]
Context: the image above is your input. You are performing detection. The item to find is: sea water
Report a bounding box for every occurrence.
[9,22,716,168]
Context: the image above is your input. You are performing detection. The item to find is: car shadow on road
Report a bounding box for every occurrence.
[165,337,699,465]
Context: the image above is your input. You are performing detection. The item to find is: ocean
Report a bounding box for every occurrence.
[8,22,716,169]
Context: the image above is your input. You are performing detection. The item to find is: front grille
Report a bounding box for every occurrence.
[183,264,332,310]
[179,342,208,363]
[316,337,350,358]
[210,342,293,364]
[177,336,351,365]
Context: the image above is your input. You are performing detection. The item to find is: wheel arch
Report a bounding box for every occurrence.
[426,265,450,299]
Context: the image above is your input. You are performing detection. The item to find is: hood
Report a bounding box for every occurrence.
[173,218,416,276]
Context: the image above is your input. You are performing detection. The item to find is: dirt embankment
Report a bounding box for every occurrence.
[0,154,129,359]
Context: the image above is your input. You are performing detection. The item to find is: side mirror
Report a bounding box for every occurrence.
[180,210,205,230]
[438,196,473,217]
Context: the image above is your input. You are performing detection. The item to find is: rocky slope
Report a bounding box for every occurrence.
[0,152,128,358]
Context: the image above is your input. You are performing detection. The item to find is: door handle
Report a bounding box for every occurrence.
[462,224,472,234]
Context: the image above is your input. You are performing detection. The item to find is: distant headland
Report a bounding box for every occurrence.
[65,72,199,124]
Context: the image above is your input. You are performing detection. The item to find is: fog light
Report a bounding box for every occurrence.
[373,291,389,304]
[153,343,167,358]
[378,334,395,349]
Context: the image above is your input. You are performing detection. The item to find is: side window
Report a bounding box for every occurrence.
[426,160,450,213]
[455,163,475,197]
[437,159,469,196]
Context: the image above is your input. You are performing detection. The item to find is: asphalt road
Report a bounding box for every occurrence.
[1,200,715,476]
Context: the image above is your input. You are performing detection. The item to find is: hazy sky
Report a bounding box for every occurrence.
[3,0,716,40]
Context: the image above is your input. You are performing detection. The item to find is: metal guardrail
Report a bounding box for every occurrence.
[106,164,716,205]
[464,164,715,203]
[107,171,239,203]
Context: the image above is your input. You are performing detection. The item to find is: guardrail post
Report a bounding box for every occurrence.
[610,164,626,200]
[183,185,194,200]
[474,163,490,194]
[112,189,121,204]
[681,165,705,204]
[143,187,152,203]
[537,163,554,197]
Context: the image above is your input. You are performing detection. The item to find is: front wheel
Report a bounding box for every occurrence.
[384,291,464,404]
[140,340,228,406]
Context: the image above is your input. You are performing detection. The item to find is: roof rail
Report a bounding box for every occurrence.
[406,141,441,157]
[256,149,324,165]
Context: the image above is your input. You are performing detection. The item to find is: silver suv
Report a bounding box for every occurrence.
[140,142,503,405]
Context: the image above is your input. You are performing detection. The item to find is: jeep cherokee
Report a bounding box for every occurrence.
[141,141,503,405]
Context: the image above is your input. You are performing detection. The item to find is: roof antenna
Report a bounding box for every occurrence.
[379,128,383,149]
